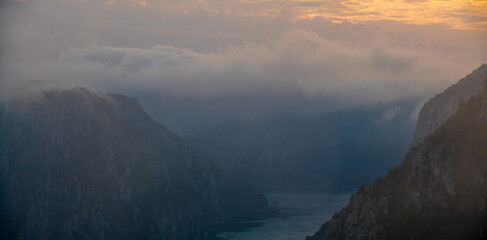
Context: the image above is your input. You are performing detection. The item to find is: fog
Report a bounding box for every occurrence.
[1,0,486,134]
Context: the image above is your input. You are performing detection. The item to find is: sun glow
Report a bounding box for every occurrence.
[126,0,487,30]
[295,0,487,30]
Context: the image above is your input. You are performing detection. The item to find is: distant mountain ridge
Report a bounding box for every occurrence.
[0,88,270,240]
[412,64,487,146]
[307,75,487,239]
[188,107,415,192]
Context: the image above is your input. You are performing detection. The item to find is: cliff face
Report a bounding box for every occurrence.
[308,81,487,240]
[412,64,487,146]
[0,88,269,240]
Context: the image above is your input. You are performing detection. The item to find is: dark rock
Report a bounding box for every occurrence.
[308,71,487,240]
[412,64,487,146]
[0,88,269,240]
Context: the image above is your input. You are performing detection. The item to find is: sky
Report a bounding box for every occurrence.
[1,0,486,135]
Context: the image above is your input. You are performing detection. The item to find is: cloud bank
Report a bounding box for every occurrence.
[1,29,474,134]
[1,0,485,134]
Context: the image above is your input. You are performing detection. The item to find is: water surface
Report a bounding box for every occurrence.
[218,192,352,240]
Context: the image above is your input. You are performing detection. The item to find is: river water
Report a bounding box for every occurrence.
[218,192,352,240]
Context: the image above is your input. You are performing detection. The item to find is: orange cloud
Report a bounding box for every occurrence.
[98,0,487,30]
[136,1,147,7]
[104,1,116,6]
[294,0,487,30]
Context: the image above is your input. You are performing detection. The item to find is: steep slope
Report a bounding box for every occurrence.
[307,81,487,240]
[412,63,487,146]
[0,88,269,240]
[188,107,415,192]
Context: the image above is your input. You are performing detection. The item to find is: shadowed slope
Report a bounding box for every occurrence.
[308,81,487,240]
[0,88,269,240]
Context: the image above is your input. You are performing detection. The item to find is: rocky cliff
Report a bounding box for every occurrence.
[0,88,270,240]
[307,80,487,240]
[412,64,487,146]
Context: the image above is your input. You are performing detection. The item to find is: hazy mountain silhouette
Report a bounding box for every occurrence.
[188,106,416,192]
[307,74,487,240]
[413,64,487,146]
[0,88,270,240]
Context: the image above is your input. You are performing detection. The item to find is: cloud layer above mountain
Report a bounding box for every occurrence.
[2,29,475,133]
[1,0,486,134]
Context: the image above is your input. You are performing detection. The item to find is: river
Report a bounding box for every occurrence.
[218,192,352,240]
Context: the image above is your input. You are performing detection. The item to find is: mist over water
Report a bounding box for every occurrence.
[218,193,352,240]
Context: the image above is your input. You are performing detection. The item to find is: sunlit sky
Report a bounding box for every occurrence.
[102,0,487,30]
[1,0,487,134]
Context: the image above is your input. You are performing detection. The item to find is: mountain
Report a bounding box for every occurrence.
[0,88,270,240]
[412,64,487,146]
[188,107,415,192]
[307,80,487,240]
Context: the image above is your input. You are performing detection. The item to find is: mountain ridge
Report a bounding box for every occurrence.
[0,87,270,240]
[307,79,487,240]
[412,63,487,146]
[188,107,415,192]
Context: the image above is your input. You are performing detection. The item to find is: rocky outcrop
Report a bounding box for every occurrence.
[412,64,487,146]
[308,79,487,240]
[0,88,270,240]
[311,185,388,240]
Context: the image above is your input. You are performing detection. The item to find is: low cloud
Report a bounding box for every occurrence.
[47,30,467,102]
[1,29,474,134]
[410,98,428,121]
[1,0,485,134]
[381,107,401,122]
